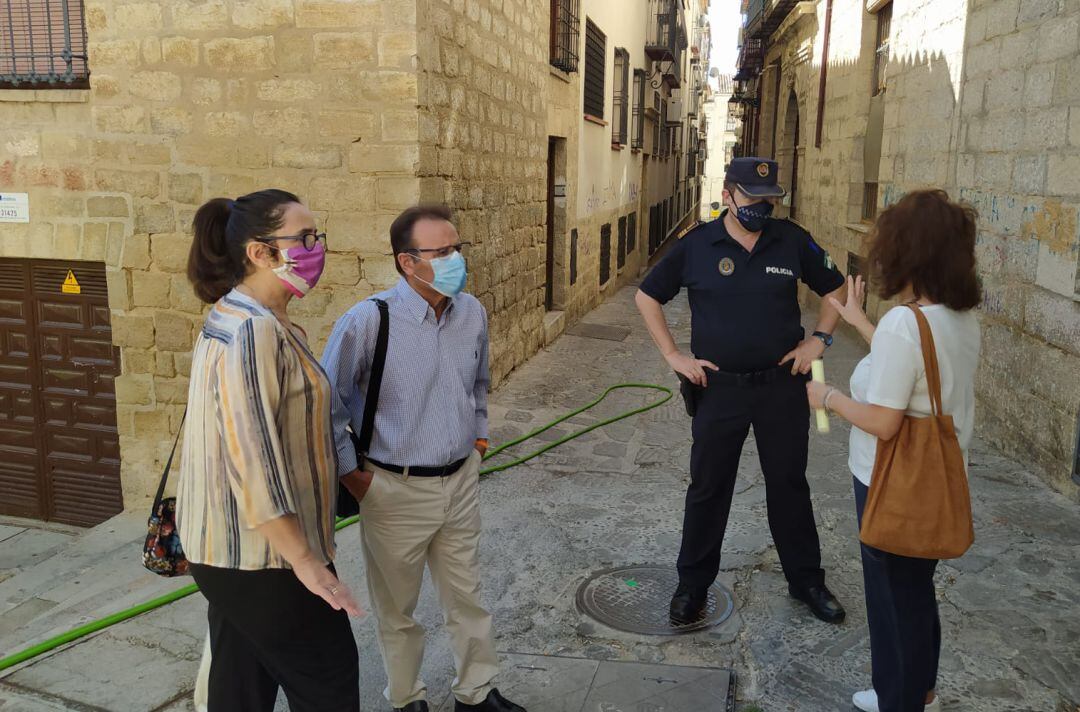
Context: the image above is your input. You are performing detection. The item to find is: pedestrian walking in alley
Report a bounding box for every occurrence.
[178,189,362,711]
[635,157,849,626]
[807,189,982,712]
[323,205,525,712]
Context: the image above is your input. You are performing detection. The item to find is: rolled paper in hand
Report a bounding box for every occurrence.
[811,359,830,434]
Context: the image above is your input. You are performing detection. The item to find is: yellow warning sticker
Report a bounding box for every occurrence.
[61,270,81,295]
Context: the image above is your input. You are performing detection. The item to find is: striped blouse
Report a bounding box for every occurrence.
[176,290,338,570]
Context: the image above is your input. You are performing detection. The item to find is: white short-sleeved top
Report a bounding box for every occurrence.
[848,304,981,486]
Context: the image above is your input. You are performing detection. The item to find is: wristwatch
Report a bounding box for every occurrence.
[812,331,833,348]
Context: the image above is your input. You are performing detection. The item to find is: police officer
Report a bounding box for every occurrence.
[635,157,848,625]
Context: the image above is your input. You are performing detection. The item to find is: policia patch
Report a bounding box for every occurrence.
[719,257,736,276]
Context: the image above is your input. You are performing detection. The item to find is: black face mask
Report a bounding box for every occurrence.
[729,193,773,232]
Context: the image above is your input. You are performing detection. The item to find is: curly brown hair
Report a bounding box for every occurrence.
[868,189,982,311]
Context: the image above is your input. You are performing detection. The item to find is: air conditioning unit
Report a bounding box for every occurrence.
[666,98,684,124]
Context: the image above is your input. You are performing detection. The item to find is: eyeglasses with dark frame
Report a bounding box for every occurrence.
[406,242,471,260]
[256,232,327,252]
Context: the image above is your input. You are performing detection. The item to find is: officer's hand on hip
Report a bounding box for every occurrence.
[780,338,826,376]
[665,350,719,387]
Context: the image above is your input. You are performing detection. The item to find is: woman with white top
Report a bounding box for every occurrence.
[807,189,982,712]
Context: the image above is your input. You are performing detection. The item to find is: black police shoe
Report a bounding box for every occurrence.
[789,583,846,624]
[669,586,709,625]
[394,702,429,712]
[454,689,526,712]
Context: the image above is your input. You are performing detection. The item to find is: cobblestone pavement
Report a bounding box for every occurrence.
[2,283,1078,711]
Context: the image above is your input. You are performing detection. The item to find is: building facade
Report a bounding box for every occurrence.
[544,0,707,333]
[700,72,737,219]
[731,0,1080,498]
[0,0,707,526]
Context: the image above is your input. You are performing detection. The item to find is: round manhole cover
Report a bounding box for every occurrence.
[575,564,734,635]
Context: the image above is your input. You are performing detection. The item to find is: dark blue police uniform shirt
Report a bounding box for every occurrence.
[639,212,845,373]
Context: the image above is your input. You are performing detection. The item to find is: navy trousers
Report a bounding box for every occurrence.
[854,477,940,712]
[677,373,825,591]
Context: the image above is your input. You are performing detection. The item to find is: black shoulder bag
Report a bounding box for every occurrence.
[143,411,189,577]
[337,298,389,518]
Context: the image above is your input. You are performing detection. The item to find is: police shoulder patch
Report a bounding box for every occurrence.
[676,220,703,240]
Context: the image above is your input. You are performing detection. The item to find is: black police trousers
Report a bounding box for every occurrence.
[676,371,826,592]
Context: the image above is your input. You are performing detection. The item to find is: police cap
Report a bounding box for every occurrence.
[725,157,787,198]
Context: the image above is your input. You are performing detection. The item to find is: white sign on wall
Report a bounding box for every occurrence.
[0,193,29,223]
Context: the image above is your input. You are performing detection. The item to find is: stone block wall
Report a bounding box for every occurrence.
[947,0,1080,494]
[0,0,421,504]
[748,0,1080,495]
[418,0,549,384]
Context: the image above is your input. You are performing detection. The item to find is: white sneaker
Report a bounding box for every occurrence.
[851,689,941,711]
[852,689,879,712]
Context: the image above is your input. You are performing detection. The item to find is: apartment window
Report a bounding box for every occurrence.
[631,69,646,150]
[862,182,879,221]
[872,3,892,96]
[627,211,637,253]
[0,0,90,88]
[612,48,630,145]
[549,0,580,73]
[599,223,612,285]
[583,18,606,119]
[659,99,668,158]
[569,229,578,285]
[617,215,627,269]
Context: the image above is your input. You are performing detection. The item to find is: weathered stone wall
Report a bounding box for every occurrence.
[945,0,1080,495]
[0,0,421,505]
[745,0,1080,495]
[418,0,549,384]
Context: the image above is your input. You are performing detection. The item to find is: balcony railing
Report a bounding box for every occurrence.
[744,0,799,41]
[646,0,687,62]
[734,38,763,81]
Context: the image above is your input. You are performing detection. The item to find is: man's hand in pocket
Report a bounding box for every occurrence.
[341,469,375,503]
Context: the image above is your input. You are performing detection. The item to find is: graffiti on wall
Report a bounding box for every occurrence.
[583,179,641,216]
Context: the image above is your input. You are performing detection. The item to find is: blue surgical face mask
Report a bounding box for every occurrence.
[416,250,467,297]
[730,193,773,232]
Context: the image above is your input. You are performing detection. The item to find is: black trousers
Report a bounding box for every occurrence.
[189,563,360,712]
[854,478,940,712]
[677,372,825,591]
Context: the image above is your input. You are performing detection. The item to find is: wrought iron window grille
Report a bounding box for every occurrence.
[1,0,89,88]
[549,0,580,73]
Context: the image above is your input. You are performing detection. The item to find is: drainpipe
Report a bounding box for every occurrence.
[814,0,834,148]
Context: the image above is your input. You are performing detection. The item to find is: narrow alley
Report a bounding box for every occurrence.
[2,283,1077,712]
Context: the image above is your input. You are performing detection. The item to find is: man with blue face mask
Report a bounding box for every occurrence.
[635,157,849,628]
[322,206,525,712]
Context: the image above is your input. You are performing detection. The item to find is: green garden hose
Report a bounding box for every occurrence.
[0,383,672,673]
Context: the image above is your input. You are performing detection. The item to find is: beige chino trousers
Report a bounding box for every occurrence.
[360,449,500,708]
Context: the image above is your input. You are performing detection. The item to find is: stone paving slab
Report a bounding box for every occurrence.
[1,283,1078,712]
[431,655,733,712]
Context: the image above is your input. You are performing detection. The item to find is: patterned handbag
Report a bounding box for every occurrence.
[143,413,189,577]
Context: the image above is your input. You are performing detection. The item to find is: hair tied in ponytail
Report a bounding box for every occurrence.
[188,189,300,304]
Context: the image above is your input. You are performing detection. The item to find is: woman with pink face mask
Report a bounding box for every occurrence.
[178,189,362,711]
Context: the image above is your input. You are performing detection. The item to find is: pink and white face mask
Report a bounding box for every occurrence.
[272,241,326,298]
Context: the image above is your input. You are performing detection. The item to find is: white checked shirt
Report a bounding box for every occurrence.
[322,278,490,475]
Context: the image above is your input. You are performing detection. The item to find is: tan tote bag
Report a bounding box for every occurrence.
[859,304,975,560]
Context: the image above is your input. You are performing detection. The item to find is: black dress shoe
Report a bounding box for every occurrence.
[789,583,846,624]
[394,702,429,712]
[454,689,525,712]
[669,586,708,625]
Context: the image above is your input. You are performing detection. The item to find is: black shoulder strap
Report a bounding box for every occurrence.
[354,298,389,455]
[152,409,187,510]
